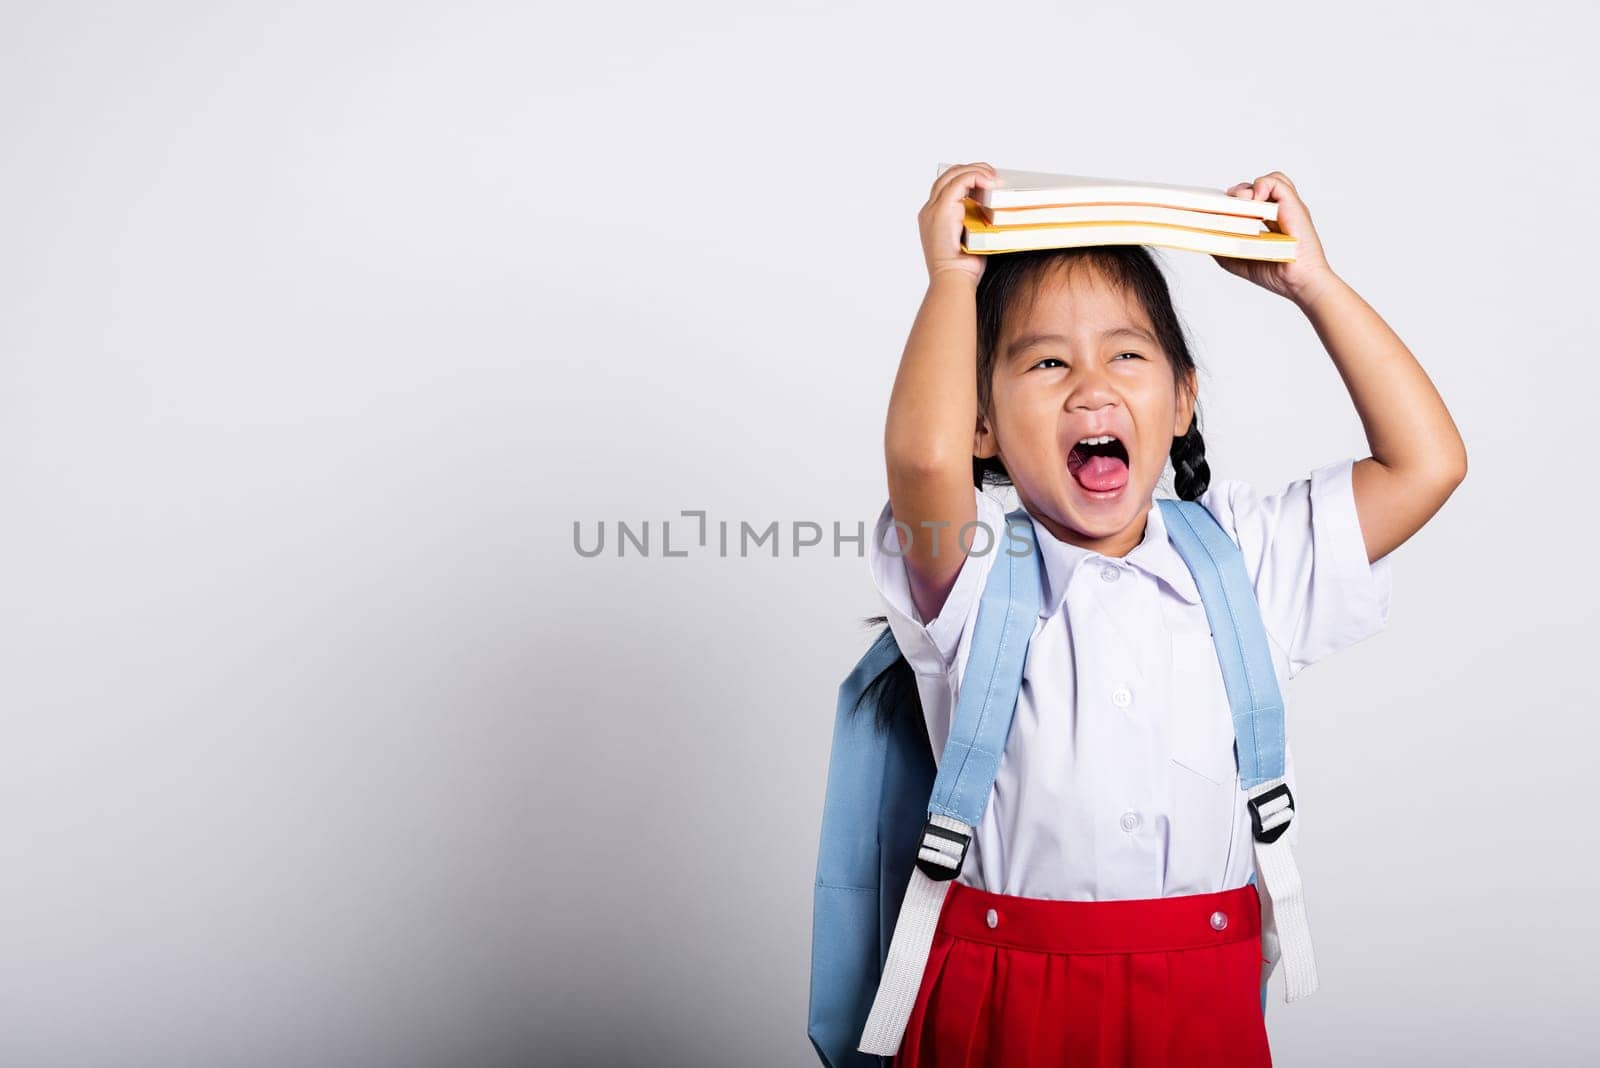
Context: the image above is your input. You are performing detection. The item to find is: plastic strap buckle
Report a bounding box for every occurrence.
[914,820,970,881]
[1248,783,1295,844]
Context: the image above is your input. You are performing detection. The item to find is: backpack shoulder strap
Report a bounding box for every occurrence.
[1156,496,1320,1005]
[1155,497,1285,785]
[925,506,1041,825]
[859,506,1039,1057]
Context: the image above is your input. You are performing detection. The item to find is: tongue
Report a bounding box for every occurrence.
[1072,453,1129,493]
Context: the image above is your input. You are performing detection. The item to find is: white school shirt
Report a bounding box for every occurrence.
[867,457,1393,901]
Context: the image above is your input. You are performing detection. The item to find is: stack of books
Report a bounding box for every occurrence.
[944,164,1297,262]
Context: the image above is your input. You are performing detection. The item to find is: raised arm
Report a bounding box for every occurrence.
[884,162,997,624]
[1217,171,1468,563]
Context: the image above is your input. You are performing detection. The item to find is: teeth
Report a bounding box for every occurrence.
[1077,434,1117,446]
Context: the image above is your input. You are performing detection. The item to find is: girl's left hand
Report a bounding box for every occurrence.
[1214,170,1338,305]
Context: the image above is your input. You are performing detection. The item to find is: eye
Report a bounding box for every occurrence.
[1030,357,1065,370]
[1114,351,1144,361]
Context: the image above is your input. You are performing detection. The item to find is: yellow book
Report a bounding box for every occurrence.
[973,198,1267,236]
[958,197,1298,262]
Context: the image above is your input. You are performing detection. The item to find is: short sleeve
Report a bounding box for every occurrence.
[866,486,1010,678]
[1197,458,1393,680]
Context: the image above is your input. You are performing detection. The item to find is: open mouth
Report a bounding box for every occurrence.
[1067,434,1131,494]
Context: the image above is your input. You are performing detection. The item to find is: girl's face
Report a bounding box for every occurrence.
[976,263,1197,555]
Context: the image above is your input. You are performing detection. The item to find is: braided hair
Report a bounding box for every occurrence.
[856,246,1208,730]
[1169,413,1211,503]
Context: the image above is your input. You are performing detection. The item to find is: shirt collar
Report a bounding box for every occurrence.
[1030,498,1203,617]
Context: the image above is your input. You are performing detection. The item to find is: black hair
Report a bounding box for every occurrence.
[853,246,1210,731]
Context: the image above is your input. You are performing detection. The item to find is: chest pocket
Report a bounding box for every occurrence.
[1167,630,1239,787]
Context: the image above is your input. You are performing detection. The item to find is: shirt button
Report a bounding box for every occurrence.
[1111,686,1132,708]
[1210,910,1229,931]
[1119,811,1141,832]
[986,908,999,929]
[1100,565,1120,582]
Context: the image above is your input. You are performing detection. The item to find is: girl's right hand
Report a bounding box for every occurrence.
[919,162,997,284]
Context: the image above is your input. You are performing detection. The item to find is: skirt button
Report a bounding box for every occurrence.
[1209,910,1229,931]
[985,908,999,929]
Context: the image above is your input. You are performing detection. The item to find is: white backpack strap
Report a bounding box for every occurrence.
[1249,777,1318,1000]
[857,813,968,1055]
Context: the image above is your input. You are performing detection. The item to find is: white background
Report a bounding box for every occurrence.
[2,1,1595,1064]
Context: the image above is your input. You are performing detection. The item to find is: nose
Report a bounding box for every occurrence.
[1065,367,1119,412]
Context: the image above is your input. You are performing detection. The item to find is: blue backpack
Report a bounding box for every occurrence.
[807,499,1317,1067]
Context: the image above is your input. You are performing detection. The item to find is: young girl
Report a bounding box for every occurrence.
[865,162,1466,1066]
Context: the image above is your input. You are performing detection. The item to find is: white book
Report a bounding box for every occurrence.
[937,163,1279,223]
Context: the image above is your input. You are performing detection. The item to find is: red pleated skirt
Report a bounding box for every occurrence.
[893,880,1271,1068]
